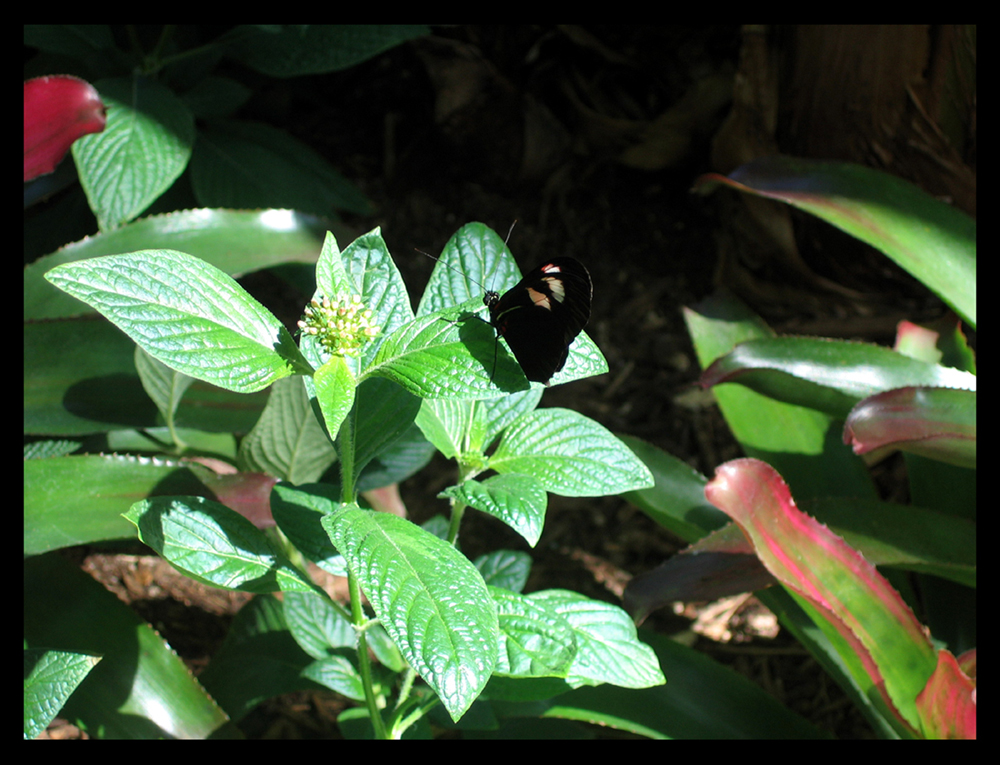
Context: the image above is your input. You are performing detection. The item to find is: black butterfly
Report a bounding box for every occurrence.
[485,257,593,385]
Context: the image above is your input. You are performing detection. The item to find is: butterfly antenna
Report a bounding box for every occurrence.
[414,247,487,292]
[503,220,517,246]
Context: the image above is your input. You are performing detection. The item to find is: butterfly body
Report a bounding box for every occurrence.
[484,257,592,384]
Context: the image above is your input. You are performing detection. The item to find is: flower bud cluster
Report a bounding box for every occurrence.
[298,293,379,356]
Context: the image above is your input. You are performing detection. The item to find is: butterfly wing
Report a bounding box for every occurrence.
[489,257,593,383]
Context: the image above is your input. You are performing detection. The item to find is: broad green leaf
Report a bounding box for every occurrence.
[124,496,318,594]
[197,594,321,723]
[490,587,577,678]
[322,505,498,721]
[24,649,101,739]
[192,120,371,216]
[441,473,547,547]
[25,454,209,556]
[239,376,336,484]
[694,156,976,326]
[703,337,975,418]
[300,655,367,702]
[270,483,347,577]
[474,550,533,593]
[684,292,876,501]
[45,249,312,394]
[226,25,429,77]
[25,208,328,322]
[73,77,194,231]
[366,304,529,398]
[490,408,654,496]
[351,377,422,483]
[25,317,267,436]
[134,346,194,430]
[282,591,355,658]
[25,554,229,739]
[529,590,664,689]
[356,422,437,492]
[416,221,519,316]
[415,221,607,388]
[618,433,728,542]
[538,630,828,738]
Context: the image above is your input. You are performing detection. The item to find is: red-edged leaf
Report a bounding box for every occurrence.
[843,387,976,468]
[693,156,976,327]
[24,75,106,181]
[700,337,975,419]
[894,320,944,364]
[915,649,976,739]
[705,458,938,734]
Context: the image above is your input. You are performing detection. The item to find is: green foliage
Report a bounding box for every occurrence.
[626,157,976,739]
[25,27,977,735]
[29,221,661,738]
[25,25,426,244]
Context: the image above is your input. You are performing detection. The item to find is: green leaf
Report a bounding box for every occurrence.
[45,249,312,394]
[618,434,728,542]
[368,304,529,398]
[416,221,520,316]
[25,316,268,436]
[239,376,336,484]
[192,120,371,216]
[134,346,194,429]
[703,337,976,419]
[302,228,414,377]
[490,587,577,678]
[322,505,499,721]
[25,208,328,323]
[415,221,607,388]
[490,408,654,496]
[416,388,544,459]
[282,591,355,657]
[25,554,229,739]
[352,377,422,479]
[270,483,347,577]
[313,355,356,444]
[197,594,320,723]
[124,496,319,594]
[694,156,976,326]
[24,649,101,739]
[538,630,828,738]
[25,454,209,556]
[684,292,877,501]
[356,423,437,492]
[529,590,664,689]
[301,655,367,702]
[225,25,430,77]
[442,474,547,547]
[474,550,533,593]
[73,77,195,230]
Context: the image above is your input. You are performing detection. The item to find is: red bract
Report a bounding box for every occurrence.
[24,74,106,181]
